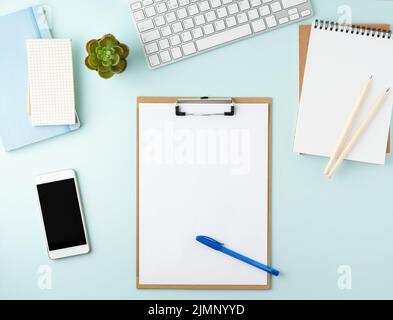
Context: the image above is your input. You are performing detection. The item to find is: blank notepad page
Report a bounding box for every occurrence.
[27,39,76,126]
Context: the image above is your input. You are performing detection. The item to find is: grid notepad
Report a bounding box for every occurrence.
[27,39,76,126]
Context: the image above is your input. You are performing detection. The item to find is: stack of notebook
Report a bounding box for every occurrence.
[294,20,393,166]
[0,6,79,152]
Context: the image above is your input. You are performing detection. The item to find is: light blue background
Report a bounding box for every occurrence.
[1,0,392,299]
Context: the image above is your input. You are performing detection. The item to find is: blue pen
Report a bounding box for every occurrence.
[196,235,280,276]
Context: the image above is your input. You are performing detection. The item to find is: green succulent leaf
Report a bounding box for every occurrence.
[86,39,99,54]
[111,53,121,66]
[112,59,127,74]
[85,57,97,70]
[114,45,124,58]
[98,38,111,49]
[97,63,111,72]
[87,54,99,67]
[119,43,129,58]
[104,34,118,42]
[98,70,114,79]
[98,34,117,48]
[104,60,113,67]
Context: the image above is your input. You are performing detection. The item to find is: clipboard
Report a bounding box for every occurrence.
[137,97,272,290]
[299,23,391,153]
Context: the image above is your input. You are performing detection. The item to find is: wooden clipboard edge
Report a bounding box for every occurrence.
[298,23,391,154]
[136,96,272,290]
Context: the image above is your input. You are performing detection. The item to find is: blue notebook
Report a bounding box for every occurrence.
[0,6,80,152]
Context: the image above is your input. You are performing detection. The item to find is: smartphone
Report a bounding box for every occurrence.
[36,169,90,259]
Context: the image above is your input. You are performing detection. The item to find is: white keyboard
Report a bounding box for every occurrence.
[129,0,313,68]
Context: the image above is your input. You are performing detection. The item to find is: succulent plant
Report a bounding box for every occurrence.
[85,34,129,79]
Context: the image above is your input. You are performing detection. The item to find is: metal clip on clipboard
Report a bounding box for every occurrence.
[175,97,235,116]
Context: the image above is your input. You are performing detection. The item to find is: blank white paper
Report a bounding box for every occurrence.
[27,39,76,126]
[138,103,269,286]
[294,26,393,164]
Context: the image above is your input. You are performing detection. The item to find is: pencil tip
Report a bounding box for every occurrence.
[387,88,390,93]
[370,75,373,79]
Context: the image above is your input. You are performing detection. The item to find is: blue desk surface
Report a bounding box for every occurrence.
[1,0,393,299]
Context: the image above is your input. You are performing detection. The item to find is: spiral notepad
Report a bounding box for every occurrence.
[294,20,393,165]
[27,39,76,126]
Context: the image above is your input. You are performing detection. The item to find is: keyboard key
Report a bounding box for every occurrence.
[143,0,154,5]
[138,19,154,32]
[265,15,277,28]
[170,34,181,45]
[148,54,160,67]
[188,4,199,15]
[270,2,281,12]
[205,11,217,22]
[183,18,195,29]
[289,13,299,20]
[278,16,289,24]
[182,42,197,55]
[177,8,188,19]
[301,9,311,17]
[167,0,178,9]
[227,3,239,14]
[145,6,157,17]
[134,10,145,21]
[216,7,228,18]
[203,23,215,34]
[161,25,172,36]
[171,47,183,59]
[181,31,193,42]
[141,29,160,43]
[160,50,171,63]
[196,24,251,51]
[225,16,237,27]
[156,3,167,13]
[131,2,142,10]
[239,0,250,11]
[210,0,222,8]
[145,42,159,54]
[281,0,306,9]
[199,1,210,11]
[247,9,259,20]
[259,5,270,16]
[251,18,266,32]
[179,0,190,5]
[154,15,166,26]
[192,27,204,38]
[159,38,170,49]
[222,0,232,3]
[250,0,261,7]
[288,8,298,15]
[194,14,206,25]
[214,19,225,31]
[172,21,183,33]
[237,12,248,24]
[166,12,177,22]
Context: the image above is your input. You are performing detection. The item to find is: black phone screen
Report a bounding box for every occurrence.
[37,179,87,251]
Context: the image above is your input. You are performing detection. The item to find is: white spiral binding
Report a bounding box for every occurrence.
[313,19,392,39]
